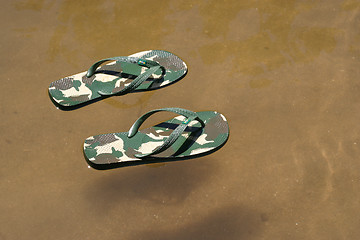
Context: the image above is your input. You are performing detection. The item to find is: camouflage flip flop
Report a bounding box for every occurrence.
[49,50,187,107]
[84,107,229,169]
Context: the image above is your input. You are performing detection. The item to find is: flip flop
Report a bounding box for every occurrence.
[83,108,229,169]
[48,50,187,107]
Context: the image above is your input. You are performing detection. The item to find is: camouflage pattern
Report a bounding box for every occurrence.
[84,111,229,168]
[49,50,187,106]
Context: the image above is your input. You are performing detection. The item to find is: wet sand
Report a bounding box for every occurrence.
[1,0,360,239]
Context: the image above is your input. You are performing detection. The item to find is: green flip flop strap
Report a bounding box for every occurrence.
[127,108,205,158]
[98,65,161,96]
[85,56,165,96]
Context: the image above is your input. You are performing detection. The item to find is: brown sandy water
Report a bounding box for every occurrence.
[1,0,360,239]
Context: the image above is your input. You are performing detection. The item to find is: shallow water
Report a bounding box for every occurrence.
[1,0,360,239]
